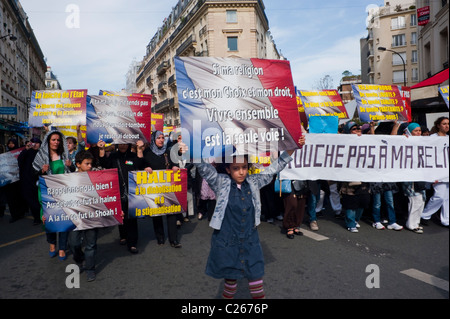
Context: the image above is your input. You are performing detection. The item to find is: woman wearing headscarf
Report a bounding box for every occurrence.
[4,138,28,222]
[98,140,146,253]
[401,123,427,233]
[32,130,74,260]
[143,130,182,248]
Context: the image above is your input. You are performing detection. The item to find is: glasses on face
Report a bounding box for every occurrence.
[351,126,361,131]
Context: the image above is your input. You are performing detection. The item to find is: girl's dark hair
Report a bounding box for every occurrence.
[66,136,77,145]
[431,116,449,134]
[47,132,65,155]
[224,154,250,169]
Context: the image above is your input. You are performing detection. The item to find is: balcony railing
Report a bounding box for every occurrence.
[176,34,197,56]
[157,60,170,76]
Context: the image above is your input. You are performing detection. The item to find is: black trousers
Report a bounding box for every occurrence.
[118,218,138,248]
[153,214,178,243]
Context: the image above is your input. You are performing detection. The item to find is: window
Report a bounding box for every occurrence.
[226,10,237,23]
[411,32,417,45]
[227,37,238,51]
[392,34,406,47]
[412,68,419,81]
[410,14,417,26]
[393,70,406,84]
[391,16,406,29]
[411,50,418,63]
[392,52,407,65]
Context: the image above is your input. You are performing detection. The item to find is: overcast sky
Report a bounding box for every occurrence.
[19,0,382,94]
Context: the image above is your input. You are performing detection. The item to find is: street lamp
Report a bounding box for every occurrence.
[378,46,406,87]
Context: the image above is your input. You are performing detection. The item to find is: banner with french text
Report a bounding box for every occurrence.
[279,134,449,183]
[175,57,302,161]
[86,94,151,144]
[39,169,122,232]
[439,85,449,108]
[298,89,349,120]
[0,147,24,187]
[151,113,164,132]
[28,90,87,127]
[352,84,408,122]
[295,87,308,128]
[128,169,187,218]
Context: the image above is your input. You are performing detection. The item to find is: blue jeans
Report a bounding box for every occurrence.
[307,192,319,222]
[372,191,396,224]
[345,208,364,228]
[68,228,98,271]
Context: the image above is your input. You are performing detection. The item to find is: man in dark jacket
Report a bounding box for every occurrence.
[18,137,42,225]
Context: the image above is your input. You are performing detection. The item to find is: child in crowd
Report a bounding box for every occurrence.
[67,150,98,282]
[195,137,303,299]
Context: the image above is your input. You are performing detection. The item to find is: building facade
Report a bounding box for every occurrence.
[134,0,280,126]
[415,0,448,80]
[45,66,61,90]
[364,0,419,86]
[0,0,46,145]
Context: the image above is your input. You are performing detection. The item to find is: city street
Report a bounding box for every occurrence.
[0,205,448,301]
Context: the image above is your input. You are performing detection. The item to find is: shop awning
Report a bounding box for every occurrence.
[411,68,449,89]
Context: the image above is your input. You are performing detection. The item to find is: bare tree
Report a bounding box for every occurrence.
[314,74,334,90]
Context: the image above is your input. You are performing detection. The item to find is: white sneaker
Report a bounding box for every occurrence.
[372,222,385,230]
[355,222,360,228]
[348,227,359,233]
[276,215,284,221]
[387,223,403,231]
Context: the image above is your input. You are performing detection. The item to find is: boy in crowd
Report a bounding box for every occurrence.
[68,150,98,282]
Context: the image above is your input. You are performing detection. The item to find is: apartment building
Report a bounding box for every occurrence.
[415,0,448,80]
[364,0,419,86]
[134,0,280,126]
[0,0,46,144]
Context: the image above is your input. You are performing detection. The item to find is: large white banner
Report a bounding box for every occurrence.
[280,134,449,183]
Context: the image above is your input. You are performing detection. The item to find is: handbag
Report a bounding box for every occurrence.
[274,174,292,196]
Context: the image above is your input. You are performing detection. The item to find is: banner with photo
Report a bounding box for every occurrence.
[128,169,187,218]
[0,147,24,187]
[39,169,122,232]
[352,84,408,122]
[175,57,302,161]
[439,85,449,108]
[280,134,449,183]
[86,94,151,144]
[28,90,87,127]
[297,89,348,120]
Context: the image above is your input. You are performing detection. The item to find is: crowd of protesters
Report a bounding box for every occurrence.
[0,116,448,287]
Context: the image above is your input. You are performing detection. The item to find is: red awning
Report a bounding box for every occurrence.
[411,68,449,89]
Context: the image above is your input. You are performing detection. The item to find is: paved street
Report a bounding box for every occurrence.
[0,206,448,300]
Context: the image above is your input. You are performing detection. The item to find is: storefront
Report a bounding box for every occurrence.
[411,68,449,129]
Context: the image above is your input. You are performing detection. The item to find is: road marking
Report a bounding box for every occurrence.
[0,232,46,249]
[301,228,329,241]
[400,268,449,292]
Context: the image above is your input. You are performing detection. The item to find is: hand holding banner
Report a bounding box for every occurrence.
[352,84,408,122]
[86,94,151,144]
[39,169,122,232]
[29,90,87,127]
[128,169,187,218]
[175,57,302,161]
